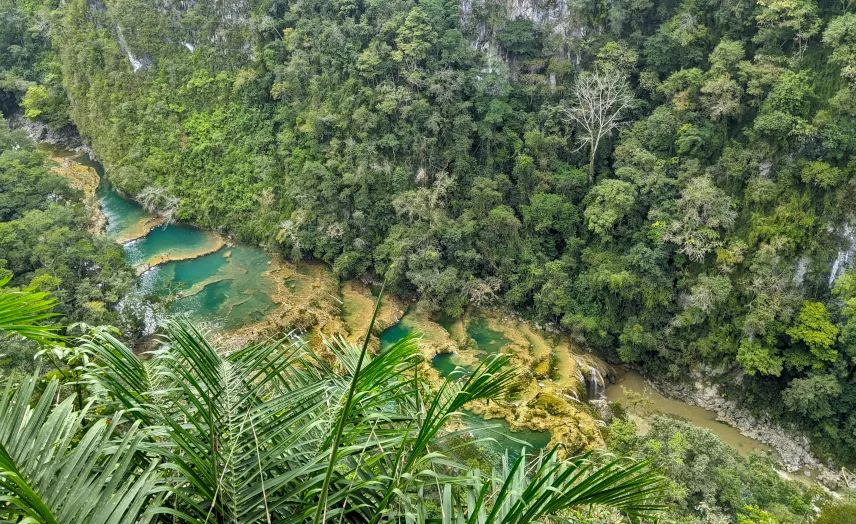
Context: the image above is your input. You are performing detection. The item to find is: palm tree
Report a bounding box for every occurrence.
[0,287,668,522]
[0,276,161,523]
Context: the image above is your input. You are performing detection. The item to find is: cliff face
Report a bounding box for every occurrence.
[96,0,256,73]
[829,223,856,287]
[99,0,584,75]
[461,0,586,65]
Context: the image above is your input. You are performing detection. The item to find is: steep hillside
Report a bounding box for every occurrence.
[5,0,856,468]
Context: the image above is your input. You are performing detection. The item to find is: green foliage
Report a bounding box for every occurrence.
[823,13,856,86]
[786,301,839,367]
[5,0,856,466]
[72,316,665,522]
[816,502,856,524]
[0,120,137,370]
[800,160,843,189]
[609,416,815,522]
[21,84,69,129]
[0,374,161,523]
[0,274,61,343]
[584,180,636,239]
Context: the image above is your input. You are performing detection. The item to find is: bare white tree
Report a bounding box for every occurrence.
[563,70,635,184]
[137,185,181,224]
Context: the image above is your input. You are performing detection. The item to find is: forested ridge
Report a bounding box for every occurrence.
[0,120,138,369]
[3,0,856,471]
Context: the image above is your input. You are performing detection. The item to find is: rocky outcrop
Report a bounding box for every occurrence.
[10,115,88,153]
[461,0,586,52]
[48,154,108,235]
[829,222,856,287]
[653,379,844,489]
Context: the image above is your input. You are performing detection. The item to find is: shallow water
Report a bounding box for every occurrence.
[379,312,552,457]
[378,315,419,350]
[123,224,222,268]
[79,156,278,331]
[605,370,771,457]
[97,179,154,241]
[137,247,276,330]
[431,353,459,377]
[460,411,551,461]
[466,316,510,356]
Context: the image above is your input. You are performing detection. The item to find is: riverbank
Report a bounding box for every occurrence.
[41,139,849,490]
[654,377,846,488]
[116,216,167,244]
[47,152,108,235]
[607,369,846,490]
[375,310,607,454]
[132,234,226,276]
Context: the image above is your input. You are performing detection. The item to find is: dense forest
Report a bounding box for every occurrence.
[3,0,856,464]
[0,119,139,369]
[1,0,856,519]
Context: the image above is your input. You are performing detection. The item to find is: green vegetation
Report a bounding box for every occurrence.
[4,0,855,464]
[0,119,138,371]
[0,290,670,522]
[2,0,856,517]
[608,414,824,522]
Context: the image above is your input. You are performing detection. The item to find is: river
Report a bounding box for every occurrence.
[51,148,782,465]
[75,153,280,331]
[605,371,772,457]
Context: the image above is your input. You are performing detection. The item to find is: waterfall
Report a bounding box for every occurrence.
[115,24,144,72]
[563,391,579,402]
[829,223,856,287]
[587,365,605,399]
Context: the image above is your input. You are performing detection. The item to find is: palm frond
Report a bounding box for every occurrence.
[80,307,667,523]
[0,374,162,523]
[0,275,62,342]
[441,449,669,523]
[85,318,335,523]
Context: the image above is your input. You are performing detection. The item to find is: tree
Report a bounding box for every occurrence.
[823,13,856,86]
[663,177,736,262]
[563,70,635,183]
[21,84,69,129]
[754,0,821,58]
[832,269,856,364]
[393,7,438,65]
[701,76,743,121]
[800,160,843,189]
[816,502,856,524]
[782,374,842,421]
[583,179,637,239]
[786,301,839,366]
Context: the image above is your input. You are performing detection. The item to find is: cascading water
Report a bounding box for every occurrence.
[587,365,605,399]
[115,24,145,72]
[829,223,856,287]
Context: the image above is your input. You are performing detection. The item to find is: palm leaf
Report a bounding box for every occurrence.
[85,318,336,523]
[0,374,162,523]
[439,448,668,523]
[80,306,667,523]
[0,275,62,342]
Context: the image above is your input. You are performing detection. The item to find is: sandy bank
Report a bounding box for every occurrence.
[48,154,108,235]
[115,216,168,244]
[134,238,226,276]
